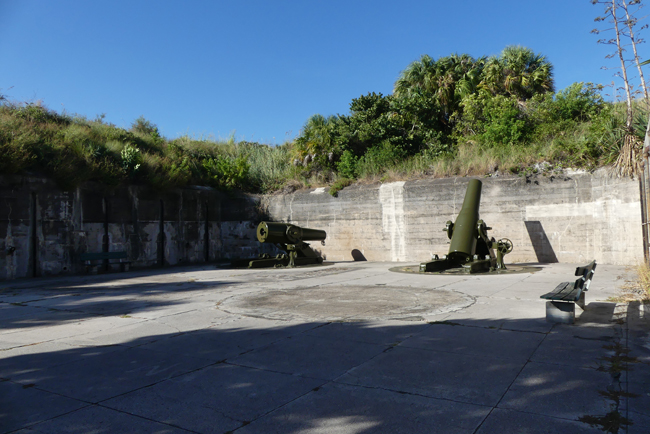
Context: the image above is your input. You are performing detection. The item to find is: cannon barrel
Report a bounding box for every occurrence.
[257,222,327,244]
[447,179,482,263]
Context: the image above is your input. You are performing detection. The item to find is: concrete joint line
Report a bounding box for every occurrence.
[91,360,225,406]
[228,377,330,431]
[18,403,95,432]
[472,325,552,433]
[97,401,209,433]
[333,380,494,410]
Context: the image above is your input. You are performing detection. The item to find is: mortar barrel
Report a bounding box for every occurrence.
[448,179,482,262]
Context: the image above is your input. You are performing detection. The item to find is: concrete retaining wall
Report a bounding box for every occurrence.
[0,176,261,280]
[1,170,643,280]
[263,170,643,266]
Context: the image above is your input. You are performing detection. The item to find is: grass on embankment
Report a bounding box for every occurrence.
[0,100,641,195]
[0,103,298,192]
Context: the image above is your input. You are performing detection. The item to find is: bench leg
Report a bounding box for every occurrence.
[576,292,586,310]
[546,301,575,324]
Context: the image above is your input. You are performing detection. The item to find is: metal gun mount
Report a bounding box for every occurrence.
[420,179,513,273]
[231,221,326,268]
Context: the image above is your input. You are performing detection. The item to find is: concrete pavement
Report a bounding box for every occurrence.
[0,262,648,433]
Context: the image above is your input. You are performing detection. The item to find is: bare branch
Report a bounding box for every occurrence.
[619,0,649,100]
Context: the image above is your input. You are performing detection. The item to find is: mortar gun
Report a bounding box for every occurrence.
[420,179,513,273]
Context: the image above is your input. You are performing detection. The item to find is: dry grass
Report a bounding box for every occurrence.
[360,141,556,185]
[615,262,650,302]
[613,134,643,177]
[634,261,650,300]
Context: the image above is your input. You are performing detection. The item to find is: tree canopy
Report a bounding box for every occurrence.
[292,45,571,178]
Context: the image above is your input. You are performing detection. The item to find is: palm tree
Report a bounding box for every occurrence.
[394,54,437,98]
[295,114,338,164]
[394,53,485,122]
[481,46,554,101]
[455,55,487,100]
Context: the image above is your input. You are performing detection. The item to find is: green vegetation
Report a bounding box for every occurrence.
[292,46,645,185]
[0,45,646,194]
[0,103,296,192]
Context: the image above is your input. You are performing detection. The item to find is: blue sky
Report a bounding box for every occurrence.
[1,0,646,144]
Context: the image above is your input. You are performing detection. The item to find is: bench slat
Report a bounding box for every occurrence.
[543,261,595,324]
[540,260,596,303]
[575,261,597,277]
[540,282,582,302]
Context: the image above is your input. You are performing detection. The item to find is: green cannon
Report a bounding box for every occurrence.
[231,222,327,268]
[420,179,513,273]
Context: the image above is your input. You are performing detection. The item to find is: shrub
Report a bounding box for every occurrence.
[467,94,530,147]
[131,116,159,136]
[329,178,354,196]
[121,143,142,176]
[13,103,70,125]
[336,150,358,179]
[202,155,250,190]
[356,140,406,178]
[553,82,604,122]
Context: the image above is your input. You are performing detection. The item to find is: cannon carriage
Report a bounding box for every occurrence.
[231,221,326,268]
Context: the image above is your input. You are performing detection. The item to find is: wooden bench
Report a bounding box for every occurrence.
[79,251,131,273]
[540,260,597,324]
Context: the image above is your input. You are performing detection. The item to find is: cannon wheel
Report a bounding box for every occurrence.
[497,238,513,254]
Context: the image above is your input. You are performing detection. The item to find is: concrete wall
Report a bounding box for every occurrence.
[263,170,643,266]
[0,176,261,280]
[1,170,643,280]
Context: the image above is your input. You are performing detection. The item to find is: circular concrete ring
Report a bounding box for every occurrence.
[218,284,474,322]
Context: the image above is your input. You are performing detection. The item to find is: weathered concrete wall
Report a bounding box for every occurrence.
[1,170,643,280]
[0,176,261,280]
[263,170,643,266]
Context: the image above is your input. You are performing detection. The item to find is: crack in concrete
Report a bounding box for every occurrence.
[471,321,551,434]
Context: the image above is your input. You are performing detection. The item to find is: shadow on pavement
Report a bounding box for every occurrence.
[1,304,647,434]
[0,279,237,332]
